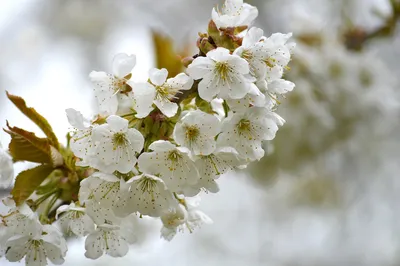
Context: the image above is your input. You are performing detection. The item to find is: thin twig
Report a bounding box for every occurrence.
[173,79,200,104]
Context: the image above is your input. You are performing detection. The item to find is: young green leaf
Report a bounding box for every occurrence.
[11,164,55,205]
[4,123,52,164]
[6,92,60,149]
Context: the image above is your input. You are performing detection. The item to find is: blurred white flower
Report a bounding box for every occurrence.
[160,205,188,241]
[0,143,14,188]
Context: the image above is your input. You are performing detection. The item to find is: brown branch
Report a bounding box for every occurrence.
[173,79,200,104]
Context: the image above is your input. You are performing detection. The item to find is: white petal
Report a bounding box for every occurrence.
[167,73,194,91]
[5,235,30,262]
[125,174,177,217]
[104,231,129,257]
[226,55,250,74]
[154,99,178,118]
[112,53,136,78]
[92,172,120,182]
[217,75,250,99]
[106,115,128,133]
[84,231,104,259]
[43,242,66,265]
[242,27,264,48]
[206,47,230,61]
[130,82,156,118]
[86,200,121,226]
[187,57,214,80]
[0,148,14,188]
[25,244,47,266]
[78,176,103,204]
[148,140,176,152]
[198,73,220,102]
[149,68,168,86]
[160,227,177,241]
[126,128,145,153]
[95,90,119,115]
[65,108,87,130]
[268,79,295,94]
[55,205,70,220]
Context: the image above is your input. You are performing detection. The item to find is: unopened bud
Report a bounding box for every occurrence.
[182,56,194,67]
[199,38,216,55]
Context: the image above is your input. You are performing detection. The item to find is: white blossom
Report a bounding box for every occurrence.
[234,27,268,80]
[217,107,285,161]
[84,224,129,259]
[1,201,42,238]
[259,33,294,82]
[259,78,296,95]
[160,197,212,241]
[5,225,67,266]
[184,196,213,233]
[173,110,221,155]
[79,175,123,225]
[91,115,144,174]
[0,142,14,188]
[138,140,199,194]
[56,203,95,237]
[88,173,123,209]
[90,53,136,115]
[66,108,96,167]
[114,174,177,218]
[226,83,266,113]
[0,199,42,257]
[187,47,254,102]
[85,199,121,226]
[194,146,243,181]
[160,205,188,241]
[211,0,258,29]
[129,69,193,118]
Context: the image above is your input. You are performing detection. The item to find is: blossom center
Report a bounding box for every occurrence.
[168,150,182,162]
[112,133,128,149]
[112,77,127,93]
[237,119,251,133]
[215,62,231,81]
[185,125,200,142]
[156,84,176,101]
[241,49,253,61]
[138,177,158,202]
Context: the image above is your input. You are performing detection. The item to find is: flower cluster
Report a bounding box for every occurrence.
[0,0,295,265]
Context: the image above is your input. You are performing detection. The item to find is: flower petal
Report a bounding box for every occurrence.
[149,68,168,86]
[112,53,136,78]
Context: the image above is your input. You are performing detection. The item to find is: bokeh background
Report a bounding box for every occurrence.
[1,0,400,265]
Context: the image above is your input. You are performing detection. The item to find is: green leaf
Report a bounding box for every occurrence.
[6,92,59,149]
[4,123,52,164]
[11,164,55,205]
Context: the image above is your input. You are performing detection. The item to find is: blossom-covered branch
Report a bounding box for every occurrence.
[0,0,296,265]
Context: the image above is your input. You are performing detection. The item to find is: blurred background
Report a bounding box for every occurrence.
[1,0,400,265]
